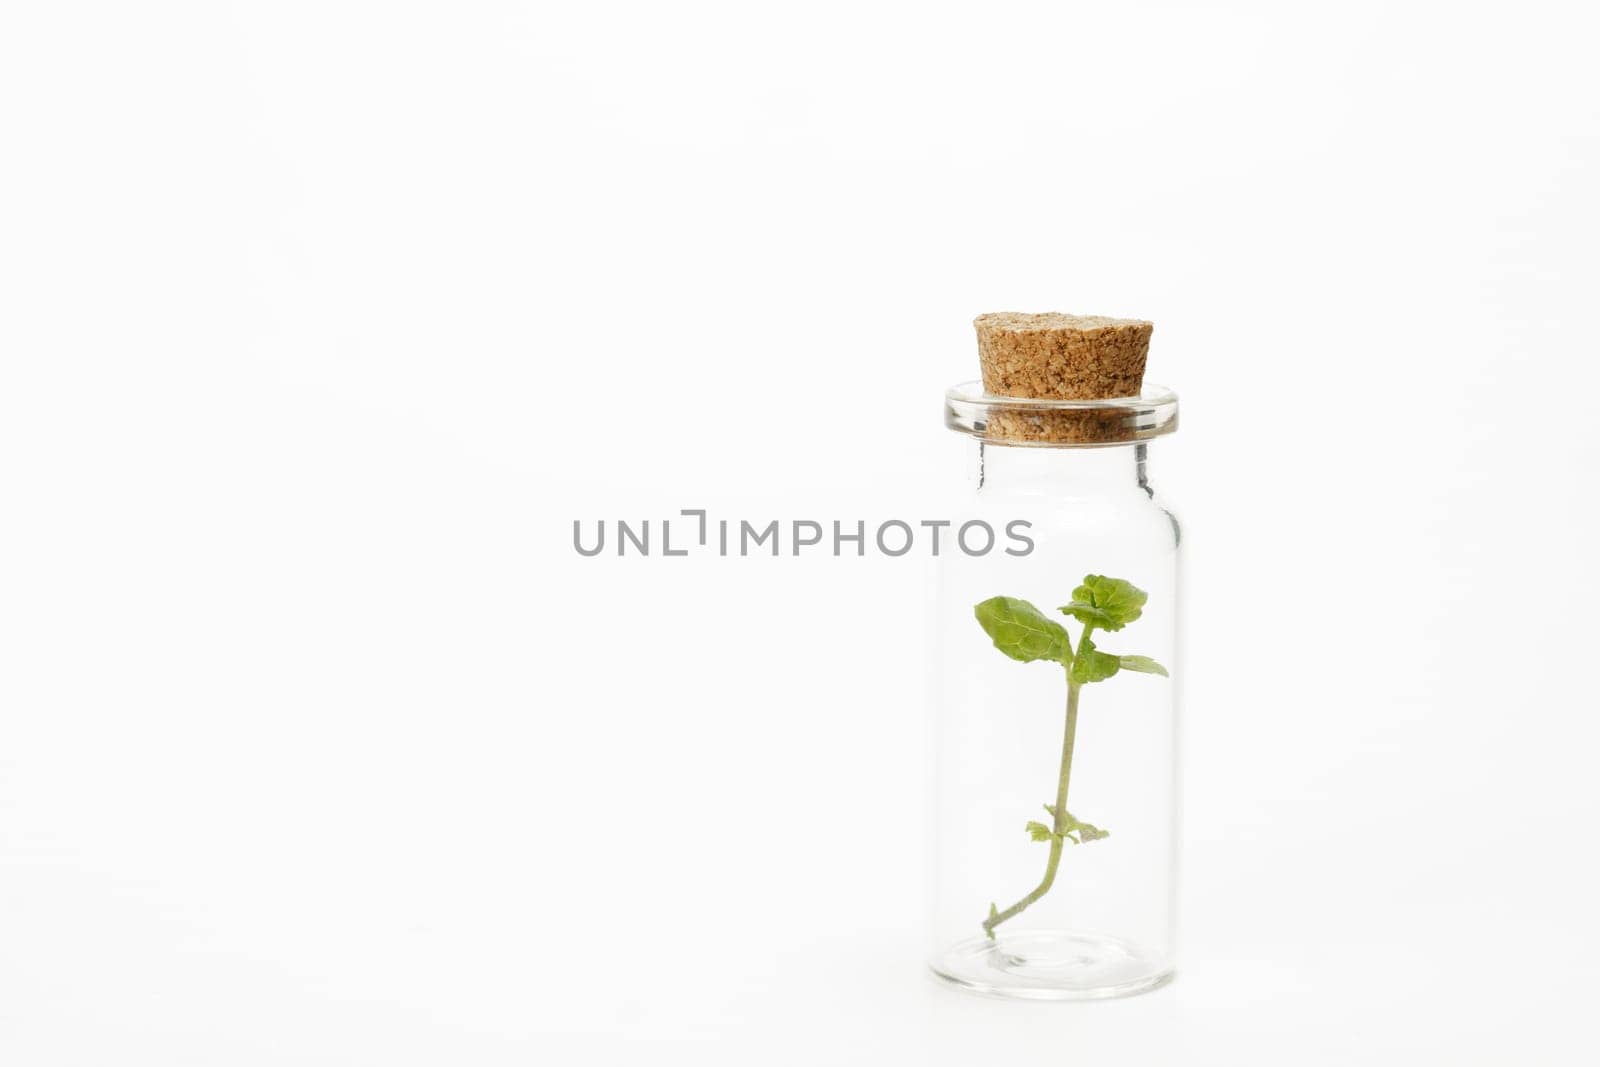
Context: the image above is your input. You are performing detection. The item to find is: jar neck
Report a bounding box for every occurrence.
[976,441,1151,496]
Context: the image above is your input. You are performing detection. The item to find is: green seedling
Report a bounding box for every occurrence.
[973,575,1169,939]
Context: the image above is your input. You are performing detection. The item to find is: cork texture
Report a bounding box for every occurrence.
[981,407,1138,445]
[975,312,1153,400]
[973,312,1154,445]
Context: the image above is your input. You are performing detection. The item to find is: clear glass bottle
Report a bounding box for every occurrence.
[929,383,1180,1000]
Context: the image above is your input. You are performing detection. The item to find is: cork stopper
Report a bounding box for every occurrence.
[973,312,1155,444]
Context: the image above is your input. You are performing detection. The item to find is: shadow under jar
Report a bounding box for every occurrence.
[929,383,1180,1000]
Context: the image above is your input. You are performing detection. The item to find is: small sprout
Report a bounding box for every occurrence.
[975,574,1168,936]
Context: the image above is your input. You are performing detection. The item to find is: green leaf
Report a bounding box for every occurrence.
[974,596,1072,664]
[1025,820,1054,842]
[1060,810,1110,844]
[1068,635,1121,684]
[1057,602,1116,629]
[1058,574,1149,632]
[1118,655,1169,677]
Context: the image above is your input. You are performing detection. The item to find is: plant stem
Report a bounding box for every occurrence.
[983,674,1083,938]
[1052,680,1082,836]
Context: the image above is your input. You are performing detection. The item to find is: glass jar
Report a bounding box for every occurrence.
[929,383,1181,1000]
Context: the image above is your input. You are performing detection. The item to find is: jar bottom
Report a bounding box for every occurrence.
[929,931,1173,1001]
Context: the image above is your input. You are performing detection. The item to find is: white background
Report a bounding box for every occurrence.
[3,2,1598,1063]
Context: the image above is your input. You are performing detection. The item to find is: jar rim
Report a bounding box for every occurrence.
[944,381,1179,447]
